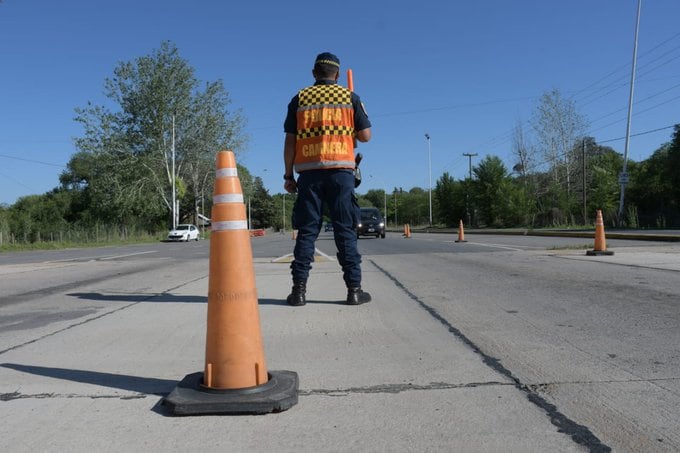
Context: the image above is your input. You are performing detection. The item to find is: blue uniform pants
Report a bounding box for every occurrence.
[291,169,362,288]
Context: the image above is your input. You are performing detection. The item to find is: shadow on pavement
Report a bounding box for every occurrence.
[258,298,349,306]
[1,363,177,396]
[67,292,207,304]
[67,293,350,307]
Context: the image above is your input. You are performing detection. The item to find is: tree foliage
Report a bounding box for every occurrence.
[532,89,588,206]
[434,172,465,227]
[64,41,247,230]
[472,156,513,227]
[626,127,680,227]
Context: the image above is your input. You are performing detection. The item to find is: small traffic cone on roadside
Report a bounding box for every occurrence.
[455,219,467,243]
[586,209,614,256]
[403,224,411,238]
[292,229,297,240]
[163,150,298,415]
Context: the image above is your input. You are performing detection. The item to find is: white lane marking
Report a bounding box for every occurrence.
[443,241,532,252]
[95,251,159,261]
[43,250,157,263]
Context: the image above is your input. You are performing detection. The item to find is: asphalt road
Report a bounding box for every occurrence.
[1,233,679,451]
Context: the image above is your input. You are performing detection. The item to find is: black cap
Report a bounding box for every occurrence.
[314,52,340,68]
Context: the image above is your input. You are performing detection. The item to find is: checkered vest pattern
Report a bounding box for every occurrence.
[294,84,356,172]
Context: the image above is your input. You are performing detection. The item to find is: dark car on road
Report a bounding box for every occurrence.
[357,207,386,238]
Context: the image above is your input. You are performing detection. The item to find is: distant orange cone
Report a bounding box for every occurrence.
[586,209,614,256]
[164,150,298,415]
[292,229,297,240]
[403,223,411,238]
[455,219,467,243]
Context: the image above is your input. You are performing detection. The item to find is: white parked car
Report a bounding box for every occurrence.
[167,224,200,242]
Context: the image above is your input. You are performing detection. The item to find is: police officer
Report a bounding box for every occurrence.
[283,52,372,306]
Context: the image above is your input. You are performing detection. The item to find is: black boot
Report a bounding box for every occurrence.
[286,281,306,306]
[347,287,371,305]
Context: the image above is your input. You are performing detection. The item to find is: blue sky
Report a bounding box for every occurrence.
[1,0,679,206]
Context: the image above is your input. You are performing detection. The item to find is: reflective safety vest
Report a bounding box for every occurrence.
[294,84,355,172]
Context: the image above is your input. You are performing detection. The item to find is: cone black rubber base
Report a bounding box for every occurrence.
[163,370,298,416]
[455,239,467,243]
[586,250,614,256]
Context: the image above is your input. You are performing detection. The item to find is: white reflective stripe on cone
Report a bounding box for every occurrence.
[216,168,238,178]
[213,193,244,204]
[212,220,248,231]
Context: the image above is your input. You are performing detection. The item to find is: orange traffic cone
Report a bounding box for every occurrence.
[403,223,411,238]
[164,150,298,415]
[586,209,614,256]
[455,219,467,243]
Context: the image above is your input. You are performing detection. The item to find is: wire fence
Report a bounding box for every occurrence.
[0,224,165,249]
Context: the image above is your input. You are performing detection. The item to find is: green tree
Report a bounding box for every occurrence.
[588,148,624,222]
[0,204,9,244]
[434,172,465,227]
[627,136,677,227]
[7,191,71,242]
[271,193,296,231]
[504,178,535,227]
[397,187,429,226]
[473,156,512,227]
[531,88,588,218]
[667,124,680,220]
[66,41,246,230]
[250,176,275,228]
[363,189,387,218]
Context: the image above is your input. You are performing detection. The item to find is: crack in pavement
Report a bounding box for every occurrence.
[300,380,511,396]
[0,276,208,356]
[0,261,175,307]
[0,302,141,356]
[2,381,510,402]
[1,391,148,401]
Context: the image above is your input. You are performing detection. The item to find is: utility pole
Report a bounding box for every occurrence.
[384,190,387,226]
[171,115,176,229]
[463,153,478,226]
[425,134,432,227]
[618,0,642,224]
[463,153,478,180]
[582,139,587,224]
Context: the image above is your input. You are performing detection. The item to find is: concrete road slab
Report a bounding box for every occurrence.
[0,257,587,451]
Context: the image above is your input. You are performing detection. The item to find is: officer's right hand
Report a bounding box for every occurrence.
[284,180,297,194]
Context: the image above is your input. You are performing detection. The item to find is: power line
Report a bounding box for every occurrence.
[476,76,680,156]
[0,153,65,168]
[588,81,680,127]
[370,95,539,119]
[572,36,680,105]
[569,31,680,100]
[588,93,680,135]
[598,124,676,144]
[0,169,37,192]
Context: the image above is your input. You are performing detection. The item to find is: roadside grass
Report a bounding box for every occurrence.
[0,228,216,253]
[0,234,167,253]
